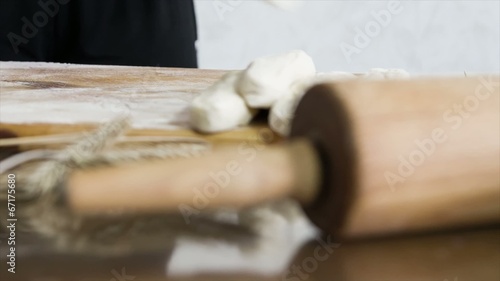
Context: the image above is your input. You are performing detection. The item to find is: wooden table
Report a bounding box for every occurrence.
[0,62,499,281]
[0,227,498,281]
[0,61,278,149]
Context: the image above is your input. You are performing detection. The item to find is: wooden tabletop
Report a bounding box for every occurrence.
[1,227,498,281]
[1,62,498,280]
[0,61,278,147]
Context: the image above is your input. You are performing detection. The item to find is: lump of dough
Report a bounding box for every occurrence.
[269,94,299,136]
[384,68,410,79]
[190,71,257,133]
[312,71,358,85]
[363,68,410,80]
[268,72,359,136]
[238,50,316,108]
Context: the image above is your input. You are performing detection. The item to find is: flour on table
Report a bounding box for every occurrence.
[363,68,410,80]
[0,61,224,130]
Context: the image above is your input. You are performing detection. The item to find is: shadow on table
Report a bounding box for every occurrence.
[1,227,498,281]
[284,226,499,281]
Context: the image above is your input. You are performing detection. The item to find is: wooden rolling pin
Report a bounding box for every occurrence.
[64,76,500,239]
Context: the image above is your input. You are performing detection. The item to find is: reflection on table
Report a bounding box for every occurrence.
[1,226,498,281]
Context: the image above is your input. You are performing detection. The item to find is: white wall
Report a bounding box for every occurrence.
[194,0,500,74]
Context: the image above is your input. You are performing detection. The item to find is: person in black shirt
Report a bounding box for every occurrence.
[0,0,198,68]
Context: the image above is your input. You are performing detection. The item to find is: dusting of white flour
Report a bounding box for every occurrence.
[0,61,224,130]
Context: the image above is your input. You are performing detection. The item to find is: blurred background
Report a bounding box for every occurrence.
[195,0,500,74]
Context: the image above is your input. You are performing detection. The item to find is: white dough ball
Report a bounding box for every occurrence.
[384,68,410,79]
[268,72,357,136]
[190,71,257,133]
[363,68,410,80]
[362,68,387,80]
[269,94,300,136]
[238,50,316,108]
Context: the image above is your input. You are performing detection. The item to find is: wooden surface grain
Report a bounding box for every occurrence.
[0,62,279,145]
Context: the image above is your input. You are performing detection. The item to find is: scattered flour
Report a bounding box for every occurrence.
[0,61,224,130]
